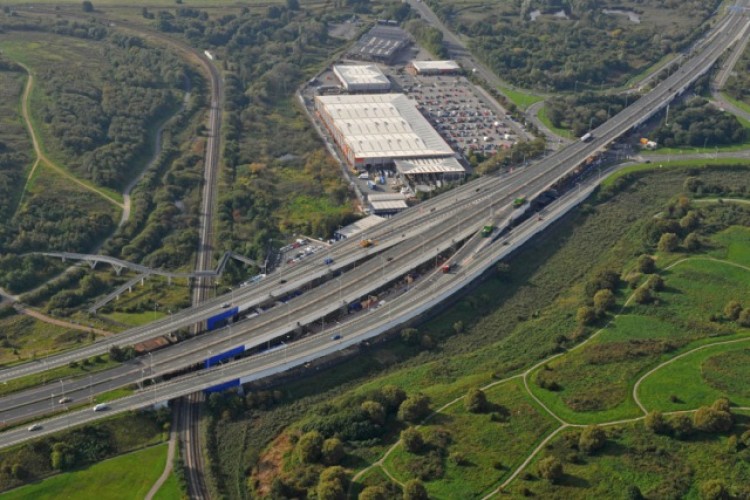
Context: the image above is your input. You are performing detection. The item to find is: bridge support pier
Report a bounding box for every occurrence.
[88,260,97,270]
[113,265,123,276]
[168,276,172,286]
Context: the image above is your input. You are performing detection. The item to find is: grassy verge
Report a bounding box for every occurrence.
[0,355,118,398]
[153,470,184,500]
[722,92,750,116]
[1,443,168,500]
[601,160,750,188]
[497,85,544,110]
[537,105,574,139]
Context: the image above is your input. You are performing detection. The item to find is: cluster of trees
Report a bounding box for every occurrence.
[475,138,547,174]
[641,195,703,254]
[536,425,607,484]
[0,59,31,223]
[545,93,632,137]
[247,384,431,497]
[37,33,185,189]
[653,98,747,148]
[725,43,750,107]
[645,398,736,439]
[722,300,750,327]
[427,0,720,90]
[404,19,447,58]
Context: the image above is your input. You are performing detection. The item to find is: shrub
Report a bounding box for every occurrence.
[465,388,489,413]
[636,255,656,274]
[576,306,597,326]
[401,427,424,454]
[536,456,563,483]
[684,232,700,251]
[658,232,680,252]
[297,430,324,463]
[633,287,653,304]
[579,425,607,454]
[646,274,665,291]
[322,437,345,465]
[359,485,388,500]
[398,394,431,423]
[403,478,429,500]
[723,300,743,321]
[378,385,407,413]
[645,411,670,435]
[739,308,750,327]
[361,400,386,426]
[670,414,694,439]
[693,407,732,433]
[699,479,729,500]
[593,289,616,314]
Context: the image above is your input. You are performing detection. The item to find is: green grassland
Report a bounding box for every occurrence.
[0,313,94,366]
[152,470,185,500]
[708,225,750,267]
[537,105,574,139]
[497,86,544,111]
[528,256,750,424]
[1,443,168,500]
[383,379,557,499]
[518,417,750,499]
[0,69,32,219]
[638,342,750,412]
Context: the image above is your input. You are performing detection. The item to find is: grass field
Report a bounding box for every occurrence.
[529,245,750,423]
[537,105,574,139]
[382,379,557,498]
[153,470,184,500]
[519,417,750,498]
[1,443,168,500]
[638,341,750,412]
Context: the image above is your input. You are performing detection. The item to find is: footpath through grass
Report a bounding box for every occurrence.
[1,443,168,500]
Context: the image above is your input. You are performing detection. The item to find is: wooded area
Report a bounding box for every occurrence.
[427,0,721,90]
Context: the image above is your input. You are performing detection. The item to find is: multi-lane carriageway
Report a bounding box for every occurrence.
[0,3,748,447]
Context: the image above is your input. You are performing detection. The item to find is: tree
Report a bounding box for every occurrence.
[646,274,665,292]
[658,233,679,252]
[739,308,750,327]
[360,486,388,500]
[633,287,653,305]
[579,425,606,454]
[82,1,94,12]
[576,306,596,326]
[398,394,431,423]
[401,427,424,453]
[644,411,669,435]
[317,479,345,500]
[693,406,733,433]
[361,400,386,425]
[378,385,407,413]
[684,232,700,251]
[537,456,563,483]
[322,437,345,465]
[671,414,694,439]
[593,289,616,314]
[297,430,324,463]
[465,388,488,413]
[724,300,743,321]
[286,0,300,9]
[699,479,729,500]
[401,328,421,346]
[403,478,429,500]
[636,255,656,274]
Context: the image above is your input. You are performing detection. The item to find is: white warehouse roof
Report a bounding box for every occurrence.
[336,215,386,239]
[333,65,391,90]
[394,157,465,175]
[410,60,461,72]
[316,94,454,161]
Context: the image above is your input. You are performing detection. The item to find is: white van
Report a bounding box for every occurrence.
[93,403,109,412]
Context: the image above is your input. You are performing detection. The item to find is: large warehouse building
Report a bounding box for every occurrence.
[350,25,411,64]
[333,65,391,92]
[406,60,462,76]
[315,93,456,168]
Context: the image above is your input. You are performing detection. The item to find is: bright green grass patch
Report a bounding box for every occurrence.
[708,225,750,267]
[638,339,750,412]
[537,106,574,139]
[383,379,557,499]
[601,161,750,188]
[1,443,168,500]
[722,92,750,116]
[702,348,750,399]
[528,257,750,423]
[514,419,750,498]
[497,85,544,110]
[152,469,184,500]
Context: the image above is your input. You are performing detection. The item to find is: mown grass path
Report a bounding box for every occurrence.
[355,256,750,498]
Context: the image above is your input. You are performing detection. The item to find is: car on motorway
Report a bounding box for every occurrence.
[323,257,334,265]
[221,302,231,308]
[28,424,42,432]
[93,403,109,412]
[59,396,72,404]
[331,334,342,340]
